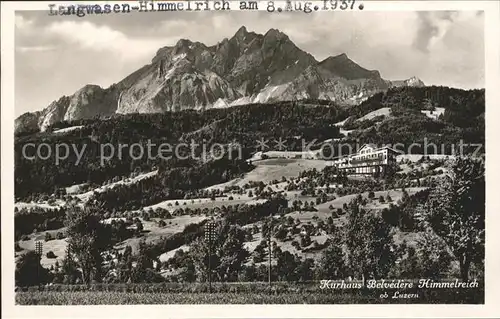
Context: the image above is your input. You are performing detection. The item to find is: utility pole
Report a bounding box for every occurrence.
[268,232,272,286]
[268,212,273,286]
[35,241,43,287]
[204,221,216,293]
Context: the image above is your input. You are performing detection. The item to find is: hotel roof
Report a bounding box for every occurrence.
[328,145,401,161]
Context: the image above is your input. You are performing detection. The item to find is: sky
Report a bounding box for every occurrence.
[15,10,484,117]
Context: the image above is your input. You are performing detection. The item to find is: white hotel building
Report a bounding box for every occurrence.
[330,144,398,175]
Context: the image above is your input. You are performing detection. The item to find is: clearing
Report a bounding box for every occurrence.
[15,199,66,211]
[356,107,392,122]
[74,170,158,202]
[53,125,84,134]
[18,234,68,268]
[206,159,331,191]
[421,107,445,120]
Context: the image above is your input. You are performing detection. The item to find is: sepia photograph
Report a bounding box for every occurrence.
[2,0,500,317]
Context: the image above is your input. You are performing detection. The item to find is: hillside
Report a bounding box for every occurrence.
[14,86,484,201]
[14,84,485,299]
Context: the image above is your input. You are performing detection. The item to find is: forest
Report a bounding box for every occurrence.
[15,86,484,201]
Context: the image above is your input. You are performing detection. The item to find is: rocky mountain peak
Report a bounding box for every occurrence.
[229,25,260,48]
[15,27,426,134]
[319,54,382,81]
[234,26,248,38]
[173,38,193,54]
[264,28,288,41]
[334,53,349,60]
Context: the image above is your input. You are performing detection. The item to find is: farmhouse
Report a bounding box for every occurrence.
[330,144,398,175]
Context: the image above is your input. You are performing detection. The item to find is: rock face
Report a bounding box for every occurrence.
[16,85,120,133]
[15,26,425,134]
[390,76,426,88]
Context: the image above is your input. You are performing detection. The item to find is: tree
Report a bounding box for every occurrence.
[261,218,277,239]
[344,201,396,283]
[423,157,485,281]
[117,246,133,283]
[300,234,312,247]
[382,162,398,182]
[253,242,266,263]
[131,240,162,283]
[136,220,144,234]
[64,206,112,284]
[415,231,452,278]
[316,235,346,279]
[46,251,57,259]
[274,227,287,241]
[61,247,80,284]
[391,233,452,279]
[241,264,257,282]
[189,221,249,282]
[297,258,315,281]
[15,251,50,286]
[276,251,300,281]
[179,257,197,282]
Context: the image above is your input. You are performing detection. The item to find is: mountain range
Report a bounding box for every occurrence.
[15,26,425,133]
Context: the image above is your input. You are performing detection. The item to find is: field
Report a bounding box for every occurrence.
[17,237,67,269]
[118,215,207,253]
[144,196,254,211]
[356,107,392,121]
[12,291,408,304]
[206,159,331,191]
[15,284,483,305]
[315,188,426,214]
[15,199,65,211]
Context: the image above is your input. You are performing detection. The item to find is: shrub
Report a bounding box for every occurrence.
[46,251,57,259]
[44,232,53,242]
[300,234,312,247]
[379,195,385,203]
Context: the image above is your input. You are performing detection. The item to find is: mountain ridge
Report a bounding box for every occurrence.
[15,26,425,133]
